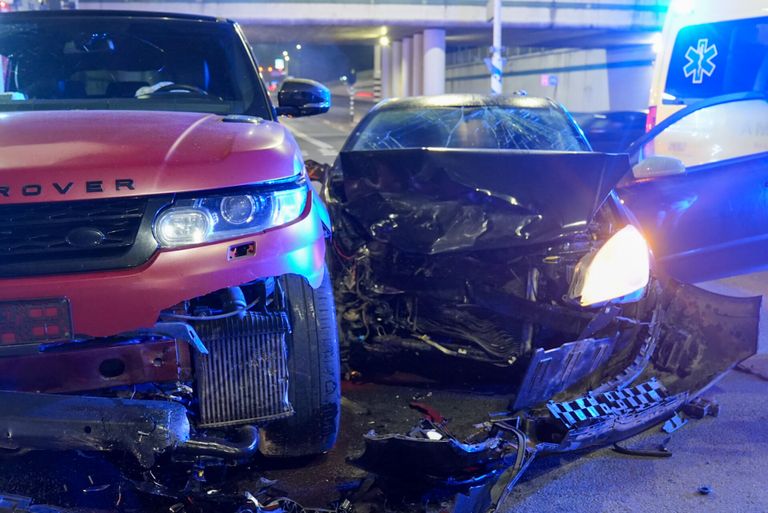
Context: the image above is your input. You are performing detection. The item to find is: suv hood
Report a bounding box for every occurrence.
[339,148,630,253]
[0,110,299,203]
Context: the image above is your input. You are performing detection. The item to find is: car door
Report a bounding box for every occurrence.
[617,92,768,283]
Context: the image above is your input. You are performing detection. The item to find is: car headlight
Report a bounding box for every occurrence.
[568,225,650,307]
[154,179,308,248]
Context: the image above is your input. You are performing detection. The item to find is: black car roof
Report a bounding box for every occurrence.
[0,9,228,24]
[371,94,563,112]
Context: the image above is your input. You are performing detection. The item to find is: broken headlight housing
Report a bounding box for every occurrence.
[568,225,650,307]
[154,178,308,248]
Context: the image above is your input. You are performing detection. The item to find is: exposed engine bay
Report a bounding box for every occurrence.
[326,149,653,371]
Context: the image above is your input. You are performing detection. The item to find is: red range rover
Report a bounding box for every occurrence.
[0,10,340,465]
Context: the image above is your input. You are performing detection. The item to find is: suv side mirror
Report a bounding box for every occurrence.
[277,78,331,117]
[632,155,686,180]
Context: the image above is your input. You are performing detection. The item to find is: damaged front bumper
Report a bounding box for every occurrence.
[0,304,292,466]
[0,391,190,468]
[354,279,761,509]
[0,391,263,468]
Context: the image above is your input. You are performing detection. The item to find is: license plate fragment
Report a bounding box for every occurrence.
[0,298,73,345]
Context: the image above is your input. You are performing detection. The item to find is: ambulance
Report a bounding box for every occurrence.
[647,0,768,130]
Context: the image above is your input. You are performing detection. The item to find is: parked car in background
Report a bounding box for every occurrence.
[571,111,646,153]
[321,95,759,458]
[0,10,338,466]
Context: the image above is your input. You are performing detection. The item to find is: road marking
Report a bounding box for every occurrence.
[286,125,339,157]
[320,118,352,132]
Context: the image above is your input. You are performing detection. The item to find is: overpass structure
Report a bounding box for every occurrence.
[78,0,670,109]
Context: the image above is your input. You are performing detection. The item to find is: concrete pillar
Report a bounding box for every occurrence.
[401,37,412,97]
[379,44,391,99]
[373,44,383,101]
[391,40,402,97]
[412,33,424,96]
[423,29,446,95]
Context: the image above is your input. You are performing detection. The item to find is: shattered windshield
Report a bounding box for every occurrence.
[0,16,271,118]
[350,105,590,151]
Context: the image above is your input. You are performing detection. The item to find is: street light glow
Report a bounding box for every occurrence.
[282,50,289,56]
[379,35,391,47]
[296,44,302,50]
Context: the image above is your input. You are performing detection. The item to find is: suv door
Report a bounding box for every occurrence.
[617,92,768,283]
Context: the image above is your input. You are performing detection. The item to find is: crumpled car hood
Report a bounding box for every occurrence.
[339,148,631,253]
[0,110,299,202]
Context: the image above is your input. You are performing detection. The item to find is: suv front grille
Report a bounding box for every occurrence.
[0,198,145,255]
[0,196,170,277]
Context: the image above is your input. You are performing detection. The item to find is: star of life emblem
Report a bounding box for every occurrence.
[684,38,718,84]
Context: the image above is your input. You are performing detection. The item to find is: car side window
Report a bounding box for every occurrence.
[641,98,768,168]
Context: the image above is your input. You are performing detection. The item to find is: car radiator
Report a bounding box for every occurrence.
[193,312,293,428]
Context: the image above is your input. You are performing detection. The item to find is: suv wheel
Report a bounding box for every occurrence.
[259,268,341,457]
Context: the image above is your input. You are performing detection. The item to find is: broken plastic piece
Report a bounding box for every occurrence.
[612,441,672,458]
[683,398,720,419]
[513,336,616,411]
[354,419,521,486]
[662,413,688,434]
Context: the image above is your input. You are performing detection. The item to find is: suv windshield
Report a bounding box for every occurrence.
[0,15,271,118]
[349,105,590,151]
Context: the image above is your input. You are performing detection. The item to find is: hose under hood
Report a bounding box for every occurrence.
[177,425,260,460]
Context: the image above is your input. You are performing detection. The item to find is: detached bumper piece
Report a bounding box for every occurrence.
[352,418,534,513]
[354,381,688,513]
[541,378,687,453]
[355,420,518,486]
[0,391,190,468]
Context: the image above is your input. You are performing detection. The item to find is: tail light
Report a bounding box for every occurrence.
[645,106,658,133]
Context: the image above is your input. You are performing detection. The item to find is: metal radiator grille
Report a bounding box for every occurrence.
[194,312,293,429]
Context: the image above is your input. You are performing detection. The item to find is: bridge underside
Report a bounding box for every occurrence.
[80,0,666,47]
[77,0,666,113]
[238,24,657,47]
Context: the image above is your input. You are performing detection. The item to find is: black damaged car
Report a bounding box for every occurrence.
[318,94,760,479]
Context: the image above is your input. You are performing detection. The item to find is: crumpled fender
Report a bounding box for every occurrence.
[648,278,761,396]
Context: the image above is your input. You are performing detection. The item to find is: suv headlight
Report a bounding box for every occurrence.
[154,178,309,248]
[568,225,650,307]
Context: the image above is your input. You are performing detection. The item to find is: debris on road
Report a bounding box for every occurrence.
[662,413,688,434]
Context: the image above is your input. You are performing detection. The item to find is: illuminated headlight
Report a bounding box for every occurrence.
[154,179,308,248]
[568,225,650,307]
